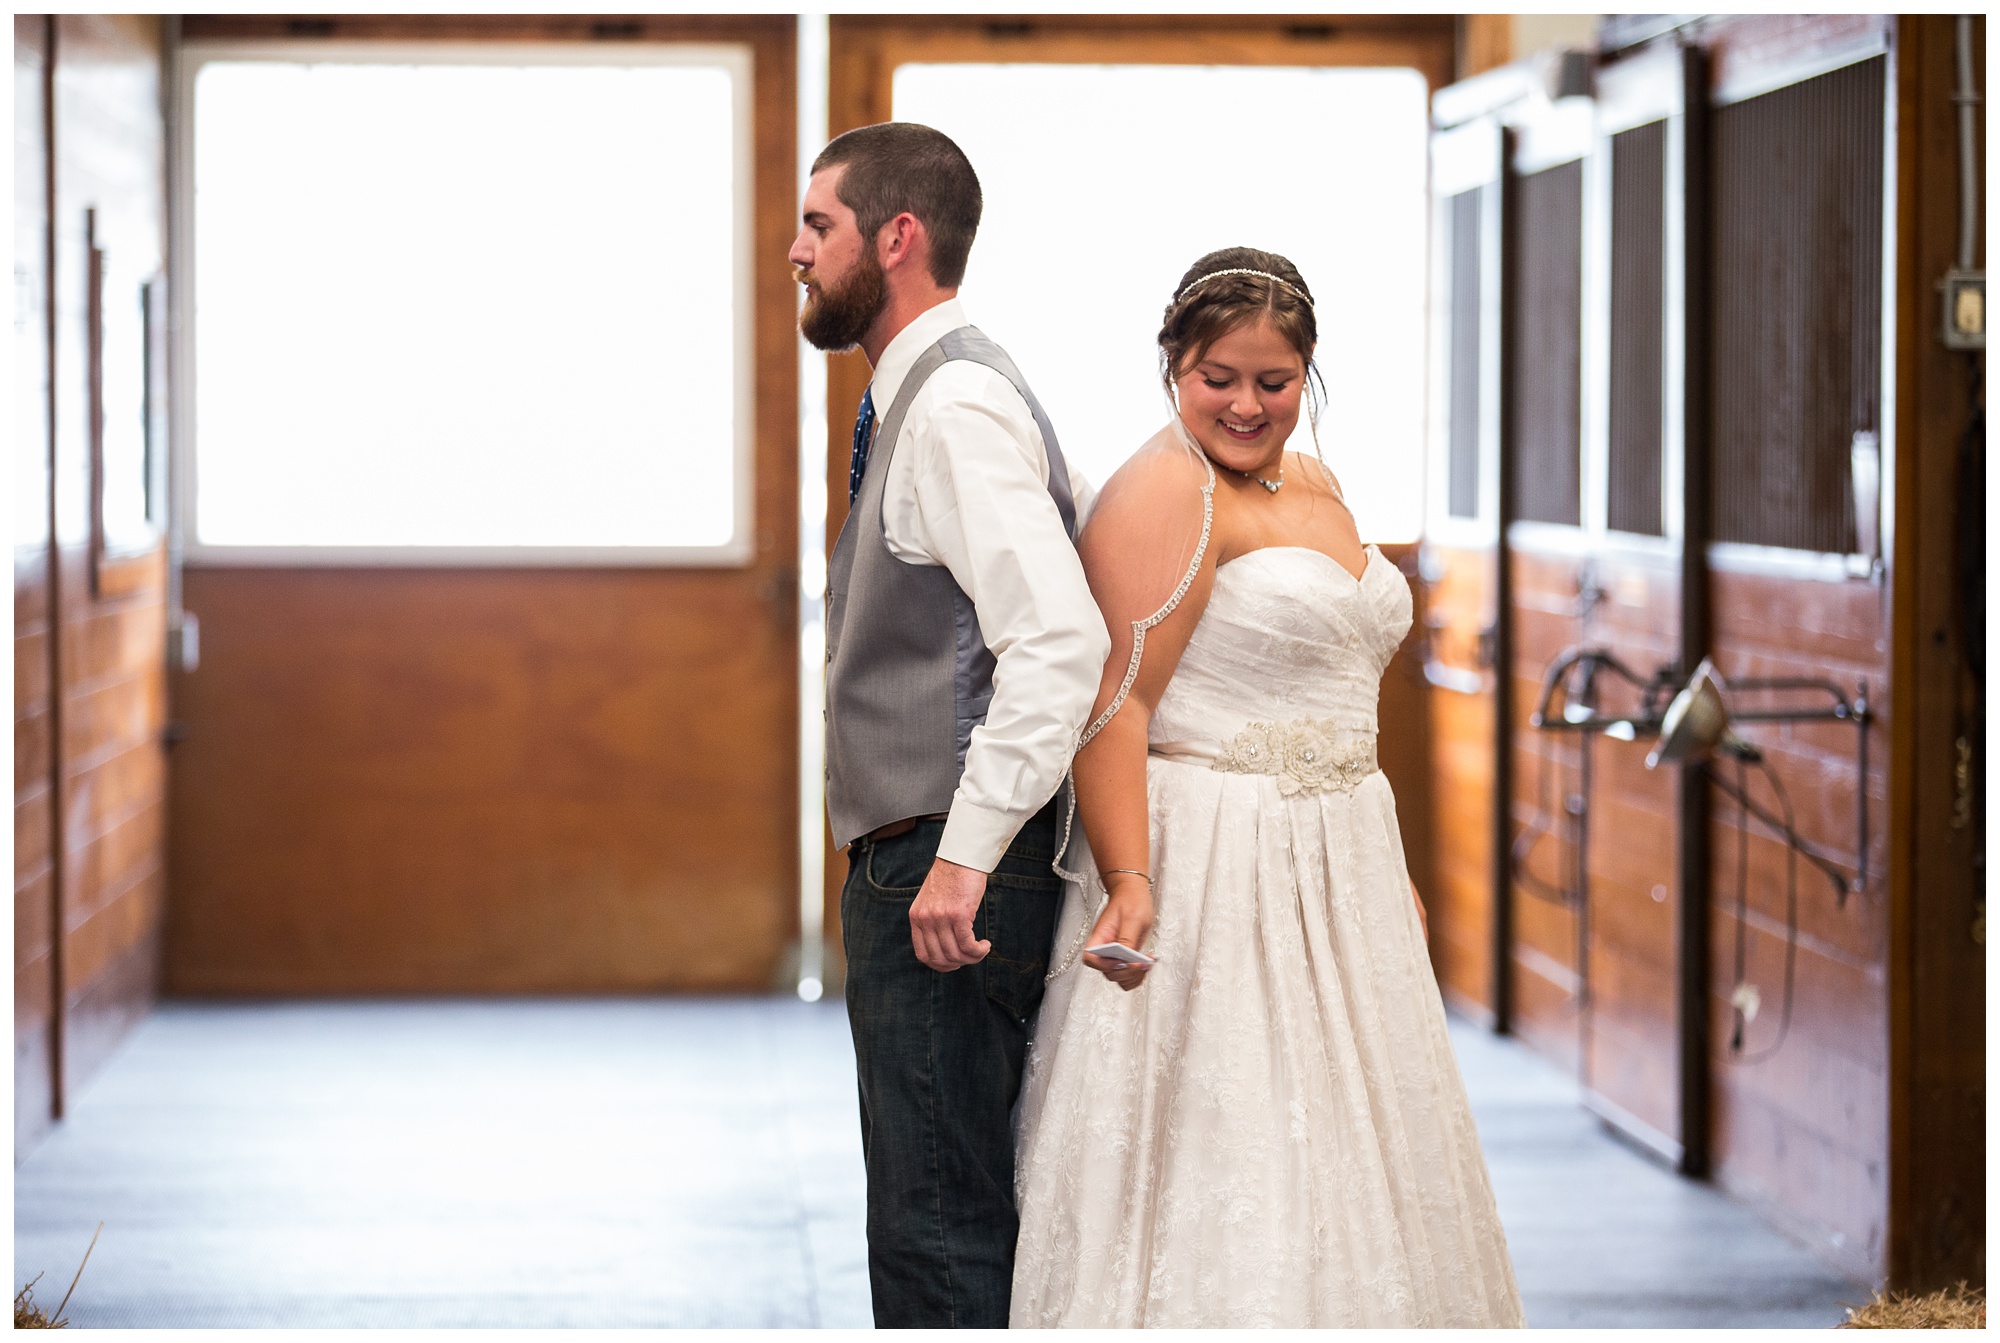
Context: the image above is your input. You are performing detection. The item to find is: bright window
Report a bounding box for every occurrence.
[894,64,1429,542]
[182,45,752,562]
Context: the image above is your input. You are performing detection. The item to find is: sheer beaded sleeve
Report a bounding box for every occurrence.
[1073,445,1217,751]
[1049,434,1218,946]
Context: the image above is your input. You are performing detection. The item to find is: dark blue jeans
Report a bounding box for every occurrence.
[841,805,1063,1329]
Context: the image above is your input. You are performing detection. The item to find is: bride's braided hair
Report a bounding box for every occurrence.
[1158,246,1325,415]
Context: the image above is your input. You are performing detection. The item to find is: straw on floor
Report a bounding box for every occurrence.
[14,1222,100,1329]
[15,1275,61,1328]
[1840,1282,1985,1329]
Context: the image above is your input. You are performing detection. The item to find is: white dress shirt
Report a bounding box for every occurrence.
[862,297,1110,872]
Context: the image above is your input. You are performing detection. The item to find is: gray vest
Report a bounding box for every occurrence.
[825,327,1078,849]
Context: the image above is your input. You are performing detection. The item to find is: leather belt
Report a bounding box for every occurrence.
[864,813,950,842]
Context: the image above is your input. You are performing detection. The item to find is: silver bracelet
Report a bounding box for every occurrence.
[1101,868,1153,886]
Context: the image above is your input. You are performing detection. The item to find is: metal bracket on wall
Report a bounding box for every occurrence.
[1528,647,1873,902]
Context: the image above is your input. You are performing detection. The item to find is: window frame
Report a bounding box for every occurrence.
[1425,114,1505,553]
[1701,31,1894,582]
[1592,42,1690,557]
[1502,95,1593,553]
[172,39,759,568]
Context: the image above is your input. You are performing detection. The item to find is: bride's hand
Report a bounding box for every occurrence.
[1081,874,1156,991]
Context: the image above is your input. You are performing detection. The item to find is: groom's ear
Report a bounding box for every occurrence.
[875,211,929,276]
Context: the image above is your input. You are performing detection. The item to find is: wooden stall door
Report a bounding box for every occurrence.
[166,17,800,995]
[1508,538,1687,1165]
[16,14,175,1154]
[54,8,173,1108]
[1465,53,1697,1166]
[821,12,1460,955]
[1498,99,1596,1082]
[1700,20,1896,1277]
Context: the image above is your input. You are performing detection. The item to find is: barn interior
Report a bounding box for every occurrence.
[13,11,1986,1328]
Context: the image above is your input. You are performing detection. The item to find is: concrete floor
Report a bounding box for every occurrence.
[14,997,1865,1328]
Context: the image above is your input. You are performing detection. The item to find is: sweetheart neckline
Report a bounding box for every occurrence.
[1215,542,1381,587]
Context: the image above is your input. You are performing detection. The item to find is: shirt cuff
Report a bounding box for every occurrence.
[936,798,1026,874]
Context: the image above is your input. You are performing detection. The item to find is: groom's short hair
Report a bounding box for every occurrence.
[812,122,982,288]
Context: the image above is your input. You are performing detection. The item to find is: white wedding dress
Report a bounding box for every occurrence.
[1011,542,1524,1328]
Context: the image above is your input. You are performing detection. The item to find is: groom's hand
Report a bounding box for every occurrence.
[909,857,991,971]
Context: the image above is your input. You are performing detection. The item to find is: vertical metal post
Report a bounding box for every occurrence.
[161,16,195,676]
[1855,678,1870,898]
[43,12,68,1120]
[1490,126,1519,1036]
[795,13,831,1002]
[1574,728,1594,1082]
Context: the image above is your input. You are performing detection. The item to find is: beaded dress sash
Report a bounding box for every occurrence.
[1150,719,1379,796]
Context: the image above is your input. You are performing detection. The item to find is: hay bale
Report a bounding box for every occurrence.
[1840,1282,1986,1329]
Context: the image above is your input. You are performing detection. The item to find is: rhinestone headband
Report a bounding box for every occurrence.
[1174,267,1312,306]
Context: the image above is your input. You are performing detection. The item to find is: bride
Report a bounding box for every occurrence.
[1010,248,1524,1328]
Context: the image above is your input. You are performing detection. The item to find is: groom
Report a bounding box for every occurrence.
[790,122,1108,1327]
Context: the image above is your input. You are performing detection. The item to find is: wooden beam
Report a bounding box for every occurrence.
[1886,12,1986,1293]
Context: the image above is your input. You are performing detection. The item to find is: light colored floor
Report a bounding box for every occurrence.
[14,997,1864,1328]
[1449,1017,1867,1328]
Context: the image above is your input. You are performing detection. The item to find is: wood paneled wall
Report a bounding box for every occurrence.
[1576,552,1683,1153]
[16,15,59,1156]
[1505,545,1685,1155]
[14,14,173,1157]
[1504,551,1586,1069]
[168,568,800,993]
[1375,545,1437,924]
[1423,542,1501,1019]
[1704,564,1889,1276]
[1456,15,1513,81]
[1499,418,1896,1276]
[166,15,801,996]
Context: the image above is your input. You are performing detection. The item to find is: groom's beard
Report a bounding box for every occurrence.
[797,253,887,352]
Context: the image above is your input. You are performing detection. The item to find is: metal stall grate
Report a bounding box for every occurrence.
[1710,56,1884,555]
[1448,186,1484,519]
[1608,120,1667,537]
[1509,159,1585,527]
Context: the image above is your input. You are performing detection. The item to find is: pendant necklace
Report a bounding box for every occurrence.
[1232,459,1284,494]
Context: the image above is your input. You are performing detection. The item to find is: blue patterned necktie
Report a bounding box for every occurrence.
[847,386,876,505]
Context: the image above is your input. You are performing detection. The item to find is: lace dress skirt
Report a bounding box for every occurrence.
[1009,747,1524,1328]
